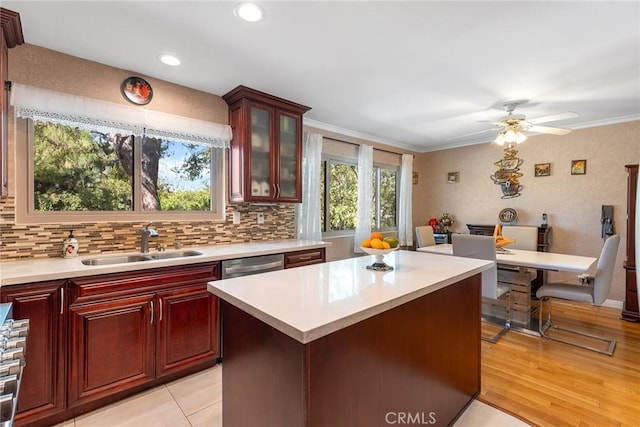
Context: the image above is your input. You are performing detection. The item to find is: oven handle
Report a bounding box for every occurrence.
[223,260,283,276]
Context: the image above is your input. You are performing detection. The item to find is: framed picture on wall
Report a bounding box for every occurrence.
[571,159,587,175]
[447,171,459,183]
[534,163,550,177]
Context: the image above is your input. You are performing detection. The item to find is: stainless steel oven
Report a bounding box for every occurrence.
[0,303,29,427]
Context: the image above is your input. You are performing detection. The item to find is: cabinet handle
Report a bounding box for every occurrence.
[60,288,64,315]
[159,300,163,322]
[272,183,277,198]
[150,300,154,324]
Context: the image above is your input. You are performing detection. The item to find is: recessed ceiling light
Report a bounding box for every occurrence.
[234,2,264,22]
[158,54,181,66]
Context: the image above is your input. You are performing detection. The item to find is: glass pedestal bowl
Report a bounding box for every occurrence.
[360,247,399,271]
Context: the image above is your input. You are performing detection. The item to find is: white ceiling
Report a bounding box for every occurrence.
[5,0,640,152]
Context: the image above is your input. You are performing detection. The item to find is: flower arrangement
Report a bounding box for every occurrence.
[439,213,454,232]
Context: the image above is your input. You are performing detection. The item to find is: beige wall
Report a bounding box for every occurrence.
[413,120,640,301]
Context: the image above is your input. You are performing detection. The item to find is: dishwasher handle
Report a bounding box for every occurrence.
[223,260,284,276]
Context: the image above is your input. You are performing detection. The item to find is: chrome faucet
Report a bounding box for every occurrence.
[140,222,158,253]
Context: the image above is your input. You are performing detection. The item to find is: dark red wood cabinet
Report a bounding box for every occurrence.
[222,85,311,203]
[284,247,326,269]
[155,284,220,378]
[622,164,639,322]
[67,262,220,408]
[2,262,220,426]
[1,281,67,426]
[67,293,156,407]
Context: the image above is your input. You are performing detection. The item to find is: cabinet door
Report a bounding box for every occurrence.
[156,285,220,378]
[1,281,67,424]
[276,111,302,201]
[68,294,155,407]
[248,102,275,200]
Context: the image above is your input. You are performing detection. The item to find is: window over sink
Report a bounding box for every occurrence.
[24,120,223,222]
[32,120,218,213]
[11,83,229,224]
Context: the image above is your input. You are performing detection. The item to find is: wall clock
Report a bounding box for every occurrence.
[121,76,153,105]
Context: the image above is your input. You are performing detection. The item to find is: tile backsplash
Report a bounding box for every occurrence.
[0,197,296,261]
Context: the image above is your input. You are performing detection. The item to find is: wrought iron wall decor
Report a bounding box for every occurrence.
[490,144,523,198]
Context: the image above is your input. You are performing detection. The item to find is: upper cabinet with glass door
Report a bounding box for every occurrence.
[223,86,311,203]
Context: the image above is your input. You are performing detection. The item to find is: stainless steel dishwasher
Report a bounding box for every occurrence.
[221,253,284,279]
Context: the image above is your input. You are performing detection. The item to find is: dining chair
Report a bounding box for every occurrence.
[501,225,538,251]
[500,225,539,283]
[536,235,620,356]
[452,234,510,343]
[415,226,436,248]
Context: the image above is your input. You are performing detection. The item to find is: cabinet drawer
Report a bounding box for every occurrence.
[69,262,219,304]
[284,248,325,269]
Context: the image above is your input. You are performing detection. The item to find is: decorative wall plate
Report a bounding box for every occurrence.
[498,208,518,223]
[121,76,153,105]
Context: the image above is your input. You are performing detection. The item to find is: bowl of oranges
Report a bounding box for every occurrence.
[361,232,399,271]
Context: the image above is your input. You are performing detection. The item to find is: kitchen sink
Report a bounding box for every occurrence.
[81,255,152,266]
[148,250,202,260]
[81,250,202,266]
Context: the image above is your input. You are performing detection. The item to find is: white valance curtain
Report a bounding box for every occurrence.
[9,83,232,147]
[398,154,414,247]
[354,144,373,253]
[297,131,323,241]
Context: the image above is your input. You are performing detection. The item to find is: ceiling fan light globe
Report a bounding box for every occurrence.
[495,132,506,145]
[515,132,527,144]
[505,128,517,143]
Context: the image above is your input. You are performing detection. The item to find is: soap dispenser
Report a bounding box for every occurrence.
[63,230,79,258]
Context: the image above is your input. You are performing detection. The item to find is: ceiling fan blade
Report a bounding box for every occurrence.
[528,111,578,125]
[447,127,498,140]
[527,125,572,135]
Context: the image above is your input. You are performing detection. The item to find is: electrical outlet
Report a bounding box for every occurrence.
[232,211,241,225]
[257,212,265,224]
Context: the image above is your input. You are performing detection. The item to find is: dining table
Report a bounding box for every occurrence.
[417,244,598,336]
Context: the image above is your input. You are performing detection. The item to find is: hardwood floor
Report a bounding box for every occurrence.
[479,300,640,427]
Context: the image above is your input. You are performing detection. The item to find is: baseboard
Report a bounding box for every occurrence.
[602,299,623,309]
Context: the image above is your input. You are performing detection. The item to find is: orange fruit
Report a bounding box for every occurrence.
[361,239,372,248]
[382,241,391,249]
[370,231,383,240]
[370,238,384,249]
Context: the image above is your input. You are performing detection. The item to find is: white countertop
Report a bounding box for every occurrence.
[0,240,329,286]
[208,250,492,344]
[417,244,597,273]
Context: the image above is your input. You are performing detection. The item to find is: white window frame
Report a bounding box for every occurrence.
[320,154,399,237]
[372,163,400,231]
[14,118,226,224]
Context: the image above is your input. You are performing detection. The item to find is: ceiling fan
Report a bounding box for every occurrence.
[451,101,579,145]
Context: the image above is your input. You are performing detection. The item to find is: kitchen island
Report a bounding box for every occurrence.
[208,250,493,426]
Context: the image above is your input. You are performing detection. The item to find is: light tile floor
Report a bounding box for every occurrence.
[56,364,529,426]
